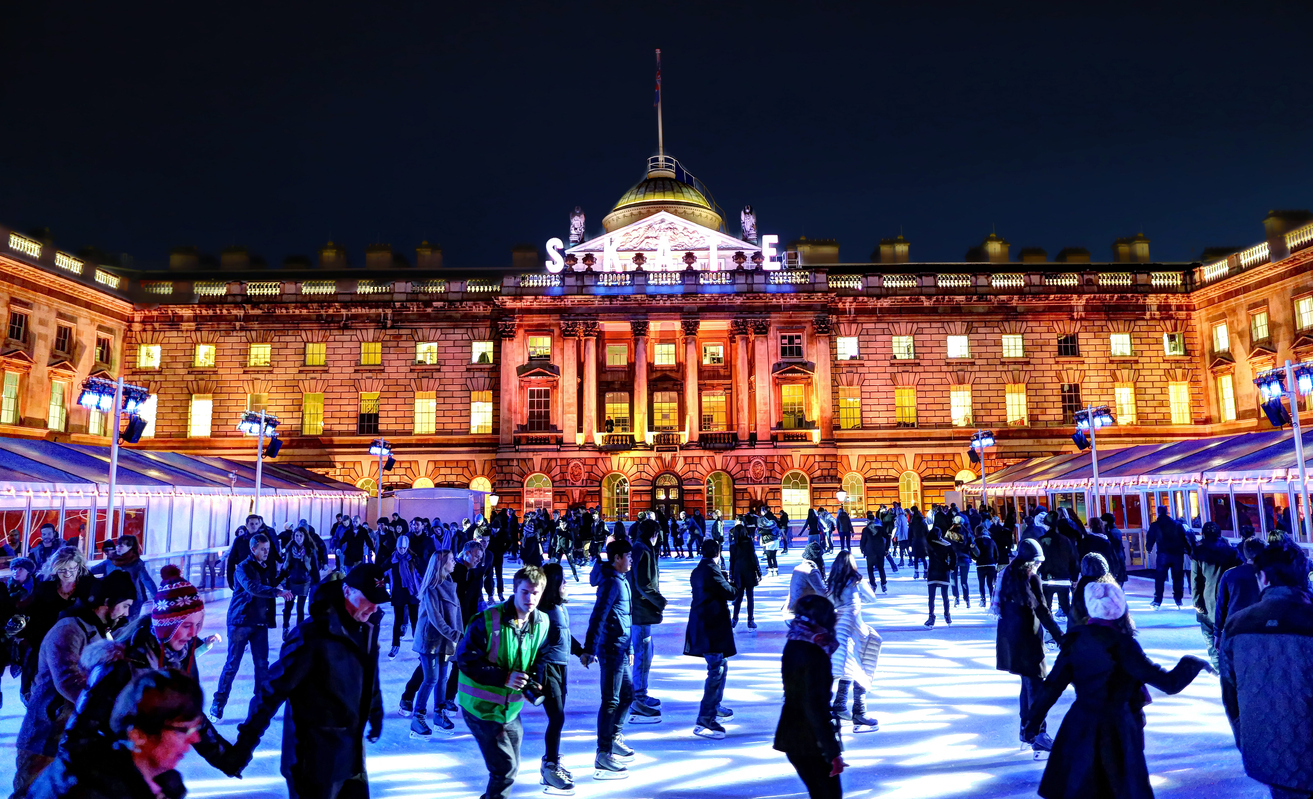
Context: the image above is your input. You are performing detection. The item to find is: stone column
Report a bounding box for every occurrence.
[632,320,649,443]
[496,317,518,446]
[752,319,772,443]
[561,321,579,443]
[814,313,834,441]
[732,319,750,442]
[682,318,700,444]
[581,321,598,447]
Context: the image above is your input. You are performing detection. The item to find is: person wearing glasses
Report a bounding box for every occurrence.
[16,548,92,703]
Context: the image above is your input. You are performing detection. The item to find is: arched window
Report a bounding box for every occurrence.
[781,471,810,520]
[899,471,922,510]
[705,472,734,519]
[355,477,377,496]
[412,477,435,489]
[841,473,865,515]
[524,474,552,513]
[470,476,492,518]
[954,469,976,486]
[602,473,630,520]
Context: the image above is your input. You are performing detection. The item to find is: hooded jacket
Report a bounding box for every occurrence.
[17,604,110,757]
[628,538,667,626]
[227,555,281,628]
[684,558,736,658]
[1191,535,1240,620]
[584,563,631,658]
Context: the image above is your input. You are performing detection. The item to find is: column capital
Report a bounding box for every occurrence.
[813,313,834,336]
[731,318,750,339]
[681,318,701,338]
[560,320,580,338]
[580,320,600,338]
[495,317,517,339]
[750,318,771,337]
[630,319,650,338]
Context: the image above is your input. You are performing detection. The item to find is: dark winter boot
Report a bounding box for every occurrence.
[851,687,878,731]
[924,615,935,629]
[409,712,432,740]
[831,680,852,720]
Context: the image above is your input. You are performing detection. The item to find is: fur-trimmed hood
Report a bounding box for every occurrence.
[78,636,127,673]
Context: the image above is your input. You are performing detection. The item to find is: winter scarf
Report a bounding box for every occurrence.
[787,617,838,656]
[393,550,421,596]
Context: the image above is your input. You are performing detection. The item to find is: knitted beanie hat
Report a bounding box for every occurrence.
[1084,581,1128,621]
[1080,552,1111,579]
[1018,537,1045,564]
[151,564,204,642]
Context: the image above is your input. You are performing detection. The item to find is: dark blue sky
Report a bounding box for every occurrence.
[2,1,1310,268]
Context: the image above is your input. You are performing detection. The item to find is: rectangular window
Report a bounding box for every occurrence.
[471,340,494,364]
[304,342,326,366]
[836,336,860,361]
[94,335,112,365]
[895,387,918,427]
[138,395,157,438]
[47,380,67,431]
[1250,311,1270,343]
[246,393,268,413]
[950,387,972,427]
[527,387,551,431]
[1,372,18,424]
[415,342,439,365]
[53,325,72,354]
[247,343,271,367]
[413,391,437,434]
[606,344,628,367]
[1001,334,1025,358]
[527,335,551,360]
[188,393,212,437]
[839,387,861,430]
[88,409,106,437]
[1005,384,1028,426]
[700,391,727,431]
[946,335,970,359]
[1212,322,1230,354]
[1163,332,1187,356]
[137,344,161,370]
[1216,374,1236,422]
[653,342,676,366]
[781,384,806,429]
[360,341,382,365]
[1114,384,1137,425]
[604,391,630,432]
[194,344,216,367]
[702,343,725,366]
[1297,297,1313,331]
[470,390,493,434]
[301,393,324,435]
[1060,383,1083,424]
[892,335,915,360]
[358,392,380,435]
[7,311,28,344]
[1109,333,1133,357]
[1057,334,1080,358]
[1168,382,1191,425]
[653,391,678,431]
[780,334,804,359]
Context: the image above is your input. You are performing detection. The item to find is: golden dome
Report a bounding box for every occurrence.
[602,170,724,233]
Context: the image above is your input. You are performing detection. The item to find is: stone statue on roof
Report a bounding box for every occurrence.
[740,205,758,245]
[569,206,587,245]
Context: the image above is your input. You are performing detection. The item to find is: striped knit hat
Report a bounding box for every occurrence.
[151,565,205,642]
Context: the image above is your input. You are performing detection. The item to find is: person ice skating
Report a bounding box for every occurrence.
[760,511,781,577]
[383,535,423,659]
[410,549,461,740]
[1213,537,1265,640]
[996,538,1065,758]
[582,539,636,780]
[787,544,828,614]
[537,563,590,796]
[776,594,845,799]
[229,563,391,799]
[860,513,894,593]
[686,540,736,739]
[825,552,881,730]
[1024,582,1212,798]
[103,535,156,620]
[211,533,292,721]
[948,521,977,608]
[1146,505,1191,610]
[974,528,1000,606]
[16,547,92,703]
[1071,554,1116,628]
[835,506,853,552]
[1190,521,1240,669]
[729,522,762,629]
[280,527,322,640]
[1037,512,1078,623]
[908,507,929,578]
[924,527,957,628]
[628,519,667,725]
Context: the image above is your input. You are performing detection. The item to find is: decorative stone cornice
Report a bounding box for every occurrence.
[580,320,600,338]
[630,320,649,338]
[751,319,770,336]
[813,314,834,336]
[731,318,750,339]
[560,320,580,338]
[495,318,517,339]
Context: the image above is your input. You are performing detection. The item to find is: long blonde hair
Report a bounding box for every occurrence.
[38,546,87,581]
[418,549,454,594]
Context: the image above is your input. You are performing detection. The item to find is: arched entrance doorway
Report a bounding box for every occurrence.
[652,472,682,519]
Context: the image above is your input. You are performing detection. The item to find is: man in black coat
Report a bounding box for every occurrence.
[835,507,854,552]
[1146,505,1192,609]
[226,514,279,589]
[212,534,292,720]
[685,540,736,740]
[230,564,390,799]
[628,524,667,724]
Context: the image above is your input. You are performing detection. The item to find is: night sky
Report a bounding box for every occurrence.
[2,2,1311,270]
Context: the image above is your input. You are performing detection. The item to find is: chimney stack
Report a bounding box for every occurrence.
[788,237,840,265]
[169,246,200,272]
[416,241,443,269]
[220,246,253,271]
[365,243,399,271]
[1055,247,1091,263]
[966,233,1009,263]
[319,241,347,269]
[1264,210,1313,263]
[1112,234,1150,263]
[873,235,909,264]
[1017,247,1047,263]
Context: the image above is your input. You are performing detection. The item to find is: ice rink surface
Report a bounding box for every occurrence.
[0,548,1269,798]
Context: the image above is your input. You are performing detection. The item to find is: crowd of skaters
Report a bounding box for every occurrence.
[0,495,1309,799]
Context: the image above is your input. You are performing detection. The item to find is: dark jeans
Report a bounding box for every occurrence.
[911,554,926,574]
[631,624,653,702]
[542,662,568,764]
[416,653,450,715]
[952,561,972,603]
[1020,673,1047,739]
[1199,614,1220,671]
[978,565,997,603]
[483,545,505,598]
[765,550,778,570]
[403,664,423,703]
[391,599,419,647]
[1043,584,1071,620]
[1154,552,1185,605]
[464,709,522,799]
[282,595,307,629]
[885,551,899,572]
[838,532,852,551]
[596,654,633,755]
[867,556,886,589]
[733,585,755,623]
[780,526,790,552]
[927,585,950,619]
[786,750,842,799]
[214,623,269,707]
[696,653,728,725]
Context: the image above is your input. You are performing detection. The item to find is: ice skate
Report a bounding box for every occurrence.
[612,734,636,762]
[628,701,661,724]
[693,720,726,739]
[593,752,629,780]
[715,705,734,720]
[541,761,576,796]
[1031,731,1054,760]
[433,708,455,734]
[398,697,413,717]
[409,713,432,740]
[851,707,879,732]
[924,615,935,629]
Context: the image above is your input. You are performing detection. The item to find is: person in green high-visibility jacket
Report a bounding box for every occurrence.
[455,566,549,799]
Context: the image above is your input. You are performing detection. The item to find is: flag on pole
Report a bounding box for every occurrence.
[654,48,662,107]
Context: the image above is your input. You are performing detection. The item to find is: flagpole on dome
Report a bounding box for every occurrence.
[655,48,663,159]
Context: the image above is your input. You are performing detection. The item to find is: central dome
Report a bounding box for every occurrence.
[602,159,724,233]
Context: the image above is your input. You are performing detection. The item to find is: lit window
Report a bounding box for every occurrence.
[780,334,804,359]
[836,337,859,361]
[1,372,18,424]
[781,471,810,519]
[1168,382,1191,425]
[246,393,267,413]
[1005,384,1028,426]
[95,335,112,365]
[358,392,380,434]
[702,343,725,365]
[53,325,71,354]
[413,391,437,434]
[839,387,861,429]
[1250,311,1269,343]
[602,473,631,520]
[304,342,326,366]
[898,471,922,509]
[416,342,439,365]
[1001,334,1024,358]
[48,381,67,431]
[248,343,272,367]
[1114,384,1137,425]
[705,472,733,518]
[1057,334,1080,358]
[892,335,915,360]
[524,473,552,512]
[138,394,156,438]
[606,344,627,367]
[88,409,106,436]
[700,391,727,431]
[360,341,382,365]
[1060,383,1082,424]
[947,335,970,359]
[604,392,630,432]
[1297,297,1313,331]
[470,390,493,434]
[527,336,551,360]
[841,473,865,515]
[782,384,806,429]
[302,393,324,435]
[527,388,551,431]
[1109,333,1133,357]
[472,340,494,364]
[193,344,216,368]
[6,311,28,344]
[1163,332,1186,356]
[1216,374,1236,422]
[1212,322,1229,354]
[654,343,676,366]
[895,387,917,427]
[137,344,161,370]
[188,393,212,437]
[950,387,972,427]
[653,391,678,430]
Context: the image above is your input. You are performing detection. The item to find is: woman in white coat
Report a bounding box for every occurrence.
[826,550,881,730]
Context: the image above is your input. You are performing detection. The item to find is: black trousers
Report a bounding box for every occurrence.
[483,545,505,598]
[596,654,633,755]
[1020,673,1048,739]
[977,565,997,603]
[1043,584,1071,619]
[786,750,843,799]
[867,555,888,588]
[391,597,418,647]
[765,550,778,569]
[287,769,369,799]
[838,532,852,551]
[1154,552,1185,605]
[733,585,755,623]
[927,584,950,618]
[283,595,308,629]
[542,662,568,764]
[464,709,523,799]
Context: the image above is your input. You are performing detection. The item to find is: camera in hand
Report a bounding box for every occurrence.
[521,679,546,707]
